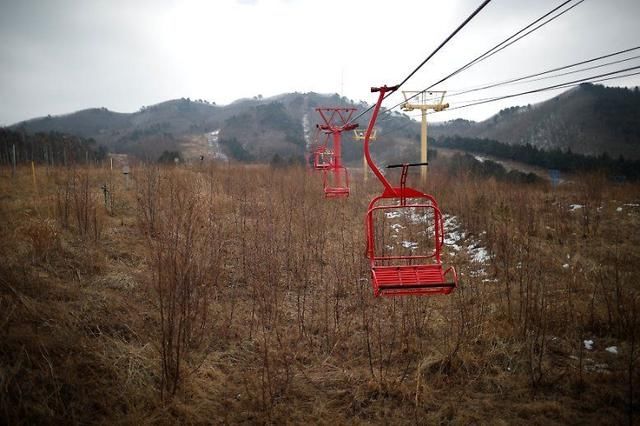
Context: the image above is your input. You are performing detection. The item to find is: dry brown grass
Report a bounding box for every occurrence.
[1,161,639,424]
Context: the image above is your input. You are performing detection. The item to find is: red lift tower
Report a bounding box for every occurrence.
[315,107,358,198]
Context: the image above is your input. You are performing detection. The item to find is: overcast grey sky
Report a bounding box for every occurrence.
[1,0,639,126]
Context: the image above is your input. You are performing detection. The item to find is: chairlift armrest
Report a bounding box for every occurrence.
[443,266,459,287]
[386,162,429,169]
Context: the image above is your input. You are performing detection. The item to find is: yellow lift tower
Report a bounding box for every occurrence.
[401,90,448,184]
[353,128,377,183]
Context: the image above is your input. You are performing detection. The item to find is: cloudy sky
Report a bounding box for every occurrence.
[1,0,639,126]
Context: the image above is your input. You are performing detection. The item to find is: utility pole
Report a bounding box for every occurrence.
[11,144,16,178]
[401,90,448,185]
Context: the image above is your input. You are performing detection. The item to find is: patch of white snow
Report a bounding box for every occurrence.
[390,223,404,232]
[401,241,419,250]
[470,247,490,263]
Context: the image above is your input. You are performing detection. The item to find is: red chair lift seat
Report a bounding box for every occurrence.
[323,166,350,198]
[361,85,458,297]
[372,264,457,296]
[366,192,458,297]
[313,148,333,170]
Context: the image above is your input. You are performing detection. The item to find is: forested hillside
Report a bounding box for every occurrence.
[9,83,640,164]
[0,128,107,166]
[9,93,422,164]
[431,83,640,160]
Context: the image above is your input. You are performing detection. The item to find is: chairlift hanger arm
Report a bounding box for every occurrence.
[363,85,400,195]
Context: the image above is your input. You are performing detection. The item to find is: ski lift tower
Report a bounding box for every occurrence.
[401,90,448,185]
[316,107,358,197]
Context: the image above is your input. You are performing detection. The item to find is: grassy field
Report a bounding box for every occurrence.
[1,162,639,424]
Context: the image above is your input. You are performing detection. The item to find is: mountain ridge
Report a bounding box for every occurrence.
[8,83,640,162]
[9,92,423,163]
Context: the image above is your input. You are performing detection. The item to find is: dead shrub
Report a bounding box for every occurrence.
[138,167,227,399]
[55,168,102,240]
[22,218,60,263]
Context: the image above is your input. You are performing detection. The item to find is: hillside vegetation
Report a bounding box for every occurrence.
[433,135,640,180]
[10,83,640,166]
[1,161,639,424]
[10,92,428,165]
[0,128,107,166]
[431,83,640,160]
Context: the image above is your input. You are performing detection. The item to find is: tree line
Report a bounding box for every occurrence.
[0,128,107,166]
[433,135,640,181]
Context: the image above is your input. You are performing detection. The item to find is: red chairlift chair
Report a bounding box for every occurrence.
[307,127,331,171]
[362,85,458,297]
[323,164,350,198]
[313,145,334,170]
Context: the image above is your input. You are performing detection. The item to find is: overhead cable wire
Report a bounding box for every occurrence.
[450,0,586,78]
[446,46,640,98]
[382,0,584,116]
[393,0,493,91]
[347,0,493,126]
[387,49,640,112]
[380,66,640,136]
[443,66,640,111]
[441,59,640,106]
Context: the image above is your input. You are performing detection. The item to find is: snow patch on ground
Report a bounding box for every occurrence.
[383,211,495,280]
[569,204,584,211]
[390,223,404,232]
[443,214,492,270]
[584,339,594,350]
[302,113,311,148]
[470,246,490,263]
[606,346,618,354]
[470,268,486,278]
[206,129,228,161]
[401,241,419,250]
[443,215,464,252]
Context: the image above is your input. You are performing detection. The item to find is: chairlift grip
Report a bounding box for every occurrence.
[371,84,400,93]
